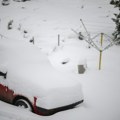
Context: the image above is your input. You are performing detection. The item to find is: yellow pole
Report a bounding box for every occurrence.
[99,33,103,70]
[99,50,102,70]
[100,33,104,46]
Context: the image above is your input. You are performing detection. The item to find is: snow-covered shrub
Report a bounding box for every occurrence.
[8,20,13,30]
[1,0,10,6]
[29,37,34,44]
[13,0,30,2]
[110,0,120,44]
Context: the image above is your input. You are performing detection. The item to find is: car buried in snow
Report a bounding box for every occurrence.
[0,38,84,115]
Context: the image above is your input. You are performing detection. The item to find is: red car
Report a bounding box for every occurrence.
[0,39,84,115]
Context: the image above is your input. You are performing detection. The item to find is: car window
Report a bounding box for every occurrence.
[0,72,7,86]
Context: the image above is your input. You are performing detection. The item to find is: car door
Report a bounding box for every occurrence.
[0,75,14,103]
[0,76,8,101]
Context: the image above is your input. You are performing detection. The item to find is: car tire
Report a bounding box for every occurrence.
[14,99,32,111]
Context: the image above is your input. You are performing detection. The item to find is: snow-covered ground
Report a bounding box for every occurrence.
[0,0,120,120]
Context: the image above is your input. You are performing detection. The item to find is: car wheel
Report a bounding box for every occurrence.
[14,99,32,111]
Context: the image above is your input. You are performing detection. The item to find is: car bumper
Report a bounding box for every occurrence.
[33,82,84,115]
[34,100,84,116]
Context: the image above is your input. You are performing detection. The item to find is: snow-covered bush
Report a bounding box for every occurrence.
[7,20,13,30]
[1,0,10,6]
[13,0,30,2]
[110,0,120,44]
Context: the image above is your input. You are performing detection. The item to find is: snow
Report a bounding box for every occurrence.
[0,0,120,120]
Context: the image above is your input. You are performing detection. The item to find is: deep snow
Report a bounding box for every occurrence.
[0,0,120,120]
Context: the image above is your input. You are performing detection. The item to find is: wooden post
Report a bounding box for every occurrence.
[99,50,102,70]
[100,33,104,46]
[58,34,60,46]
[99,33,103,70]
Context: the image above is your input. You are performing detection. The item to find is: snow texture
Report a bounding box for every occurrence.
[0,0,120,120]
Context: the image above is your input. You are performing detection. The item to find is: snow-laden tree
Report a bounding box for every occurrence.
[110,0,120,44]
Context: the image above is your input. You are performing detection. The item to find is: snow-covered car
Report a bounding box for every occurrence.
[0,38,84,115]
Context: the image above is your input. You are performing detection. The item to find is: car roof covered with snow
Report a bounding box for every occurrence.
[0,38,82,100]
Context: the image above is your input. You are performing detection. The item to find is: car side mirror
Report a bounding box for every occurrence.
[0,71,7,79]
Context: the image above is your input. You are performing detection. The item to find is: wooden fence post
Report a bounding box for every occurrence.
[99,33,103,70]
[58,34,60,46]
